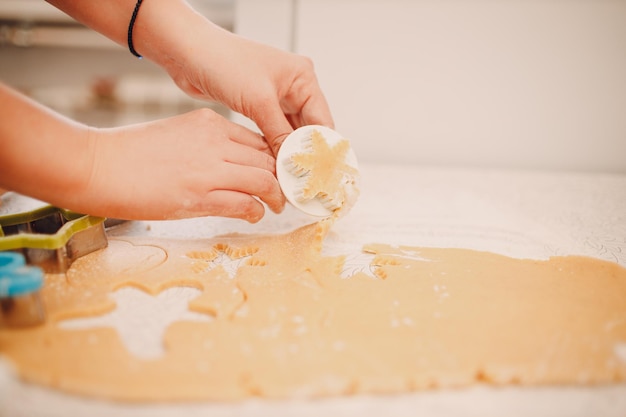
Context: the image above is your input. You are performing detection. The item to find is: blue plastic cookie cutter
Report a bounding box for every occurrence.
[0,251,44,297]
[0,251,45,327]
[0,252,43,298]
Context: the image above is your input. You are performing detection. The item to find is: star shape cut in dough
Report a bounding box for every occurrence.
[287,130,359,211]
[59,286,211,359]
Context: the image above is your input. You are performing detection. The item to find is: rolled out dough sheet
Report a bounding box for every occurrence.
[0,219,625,401]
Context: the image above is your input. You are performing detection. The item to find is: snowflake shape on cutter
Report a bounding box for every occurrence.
[287,130,358,210]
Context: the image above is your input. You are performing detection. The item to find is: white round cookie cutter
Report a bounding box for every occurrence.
[276,125,359,218]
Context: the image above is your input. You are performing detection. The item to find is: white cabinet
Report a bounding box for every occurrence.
[235,0,626,173]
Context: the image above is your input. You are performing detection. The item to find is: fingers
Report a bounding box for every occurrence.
[252,104,294,157]
[184,110,284,218]
[200,190,267,223]
[300,91,335,129]
[169,163,284,222]
[280,61,335,129]
[250,85,335,157]
[223,140,276,175]
[227,121,272,154]
[217,162,285,214]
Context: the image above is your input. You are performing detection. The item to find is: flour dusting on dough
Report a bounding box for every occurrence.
[0,222,625,401]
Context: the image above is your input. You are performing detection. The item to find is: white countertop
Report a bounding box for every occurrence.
[1,164,625,417]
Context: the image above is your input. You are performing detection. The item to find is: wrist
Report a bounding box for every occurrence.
[131,0,217,70]
[42,124,98,214]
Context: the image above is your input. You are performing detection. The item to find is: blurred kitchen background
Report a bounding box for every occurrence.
[2,0,625,173]
[0,0,234,126]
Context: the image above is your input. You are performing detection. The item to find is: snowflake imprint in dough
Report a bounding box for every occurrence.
[340,252,378,279]
[186,244,263,278]
[286,130,359,211]
[340,248,433,279]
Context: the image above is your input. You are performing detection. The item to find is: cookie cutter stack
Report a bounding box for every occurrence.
[0,193,108,273]
[0,192,108,327]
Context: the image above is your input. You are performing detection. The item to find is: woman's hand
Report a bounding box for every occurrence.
[1,80,284,222]
[32,0,336,221]
[86,108,285,221]
[44,0,335,155]
[163,22,335,155]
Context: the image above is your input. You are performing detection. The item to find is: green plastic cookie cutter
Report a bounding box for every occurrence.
[0,193,108,273]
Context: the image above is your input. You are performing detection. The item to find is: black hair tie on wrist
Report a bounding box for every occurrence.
[128,0,144,58]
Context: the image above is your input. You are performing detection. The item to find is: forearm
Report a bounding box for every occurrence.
[0,83,94,209]
[44,0,220,72]
[44,0,334,158]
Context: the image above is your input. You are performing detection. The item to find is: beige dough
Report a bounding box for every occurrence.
[0,220,625,401]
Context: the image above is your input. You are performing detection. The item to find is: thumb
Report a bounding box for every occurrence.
[250,104,294,157]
